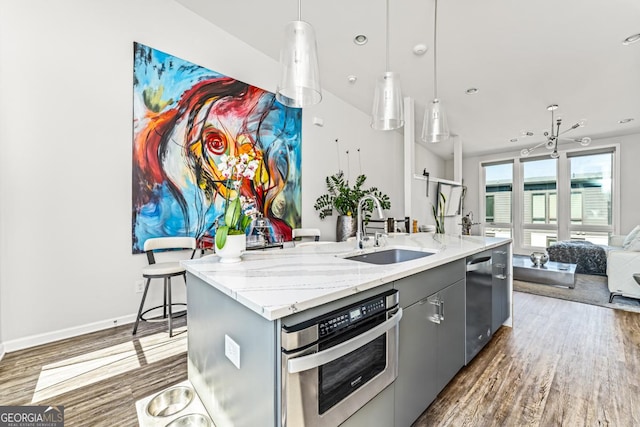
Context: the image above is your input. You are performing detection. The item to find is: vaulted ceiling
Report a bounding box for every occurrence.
[176,0,640,159]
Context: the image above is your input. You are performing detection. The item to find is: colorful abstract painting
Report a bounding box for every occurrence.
[132,42,302,253]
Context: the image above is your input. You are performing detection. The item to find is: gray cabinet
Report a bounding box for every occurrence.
[394,294,439,427]
[393,261,466,427]
[435,280,465,392]
[491,244,510,332]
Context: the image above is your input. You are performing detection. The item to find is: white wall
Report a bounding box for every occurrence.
[0,0,405,349]
[461,133,640,237]
[300,95,405,241]
[410,142,448,228]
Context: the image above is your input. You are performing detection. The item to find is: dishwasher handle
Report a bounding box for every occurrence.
[287,307,403,374]
[466,255,492,272]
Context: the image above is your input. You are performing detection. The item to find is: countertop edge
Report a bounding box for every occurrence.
[183,235,512,321]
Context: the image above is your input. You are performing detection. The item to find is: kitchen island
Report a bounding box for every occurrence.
[182,233,512,427]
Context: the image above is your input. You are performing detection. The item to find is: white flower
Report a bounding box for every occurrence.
[221,167,232,179]
[218,152,260,187]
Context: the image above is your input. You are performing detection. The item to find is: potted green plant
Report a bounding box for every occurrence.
[214,152,259,263]
[314,171,390,241]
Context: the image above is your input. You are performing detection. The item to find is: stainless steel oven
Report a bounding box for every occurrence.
[281,289,402,427]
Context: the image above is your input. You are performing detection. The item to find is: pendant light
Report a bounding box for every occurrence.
[421,0,450,143]
[276,0,322,108]
[371,0,404,130]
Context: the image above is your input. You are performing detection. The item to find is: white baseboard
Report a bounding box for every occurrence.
[3,314,137,353]
[0,342,5,362]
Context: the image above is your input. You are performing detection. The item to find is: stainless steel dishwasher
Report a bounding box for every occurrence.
[465,250,493,364]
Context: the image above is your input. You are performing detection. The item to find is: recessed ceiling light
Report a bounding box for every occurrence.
[521,131,534,137]
[465,87,479,95]
[619,118,635,123]
[623,33,640,45]
[510,138,518,143]
[347,75,357,84]
[354,34,368,45]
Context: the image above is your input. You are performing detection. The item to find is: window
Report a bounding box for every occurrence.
[549,193,557,222]
[486,195,495,222]
[482,161,513,238]
[571,192,583,223]
[531,193,546,223]
[479,147,617,253]
[567,151,613,245]
[522,157,557,248]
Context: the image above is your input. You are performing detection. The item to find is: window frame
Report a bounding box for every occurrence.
[479,144,619,254]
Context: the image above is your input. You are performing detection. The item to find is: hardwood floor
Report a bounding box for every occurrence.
[1,293,639,427]
[417,292,640,426]
[0,319,187,426]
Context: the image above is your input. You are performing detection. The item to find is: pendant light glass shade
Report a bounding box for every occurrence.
[422,99,450,143]
[371,0,403,131]
[276,20,322,108]
[371,71,404,130]
[421,0,450,143]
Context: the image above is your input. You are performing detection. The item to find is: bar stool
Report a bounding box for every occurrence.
[133,236,197,337]
[292,228,321,243]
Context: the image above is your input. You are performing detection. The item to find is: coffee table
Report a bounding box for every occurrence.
[513,254,576,288]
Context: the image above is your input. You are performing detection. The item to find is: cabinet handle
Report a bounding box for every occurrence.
[439,299,445,321]
[427,295,441,324]
[494,262,507,279]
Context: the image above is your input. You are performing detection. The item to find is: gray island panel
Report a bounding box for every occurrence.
[188,273,280,427]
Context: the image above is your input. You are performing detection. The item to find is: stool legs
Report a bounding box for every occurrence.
[163,279,168,319]
[132,275,184,336]
[132,278,152,335]
[167,277,173,337]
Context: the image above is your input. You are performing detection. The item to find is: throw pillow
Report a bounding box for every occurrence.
[623,225,640,249]
[627,233,640,252]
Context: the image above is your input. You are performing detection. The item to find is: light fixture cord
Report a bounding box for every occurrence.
[385,0,390,72]
[298,0,301,21]
[433,0,439,99]
[336,139,341,173]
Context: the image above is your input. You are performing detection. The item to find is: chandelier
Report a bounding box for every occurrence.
[520,104,591,158]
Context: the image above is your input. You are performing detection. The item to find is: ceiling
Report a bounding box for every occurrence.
[176,0,640,159]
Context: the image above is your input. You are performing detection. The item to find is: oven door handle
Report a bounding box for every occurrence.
[287,307,403,374]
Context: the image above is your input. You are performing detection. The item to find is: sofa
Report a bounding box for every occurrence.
[607,225,640,302]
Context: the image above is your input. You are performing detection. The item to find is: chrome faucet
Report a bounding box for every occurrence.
[356,195,384,249]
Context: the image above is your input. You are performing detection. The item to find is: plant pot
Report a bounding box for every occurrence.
[336,215,357,242]
[216,234,246,263]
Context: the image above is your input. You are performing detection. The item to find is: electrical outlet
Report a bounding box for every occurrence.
[134,280,145,293]
[225,334,241,369]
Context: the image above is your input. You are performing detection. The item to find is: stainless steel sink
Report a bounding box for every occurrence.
[345,248,434,265]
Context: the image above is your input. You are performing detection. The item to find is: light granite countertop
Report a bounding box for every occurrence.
[182,233,510,321]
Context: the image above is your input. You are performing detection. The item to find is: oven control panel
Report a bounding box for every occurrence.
[319,296,386,338]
